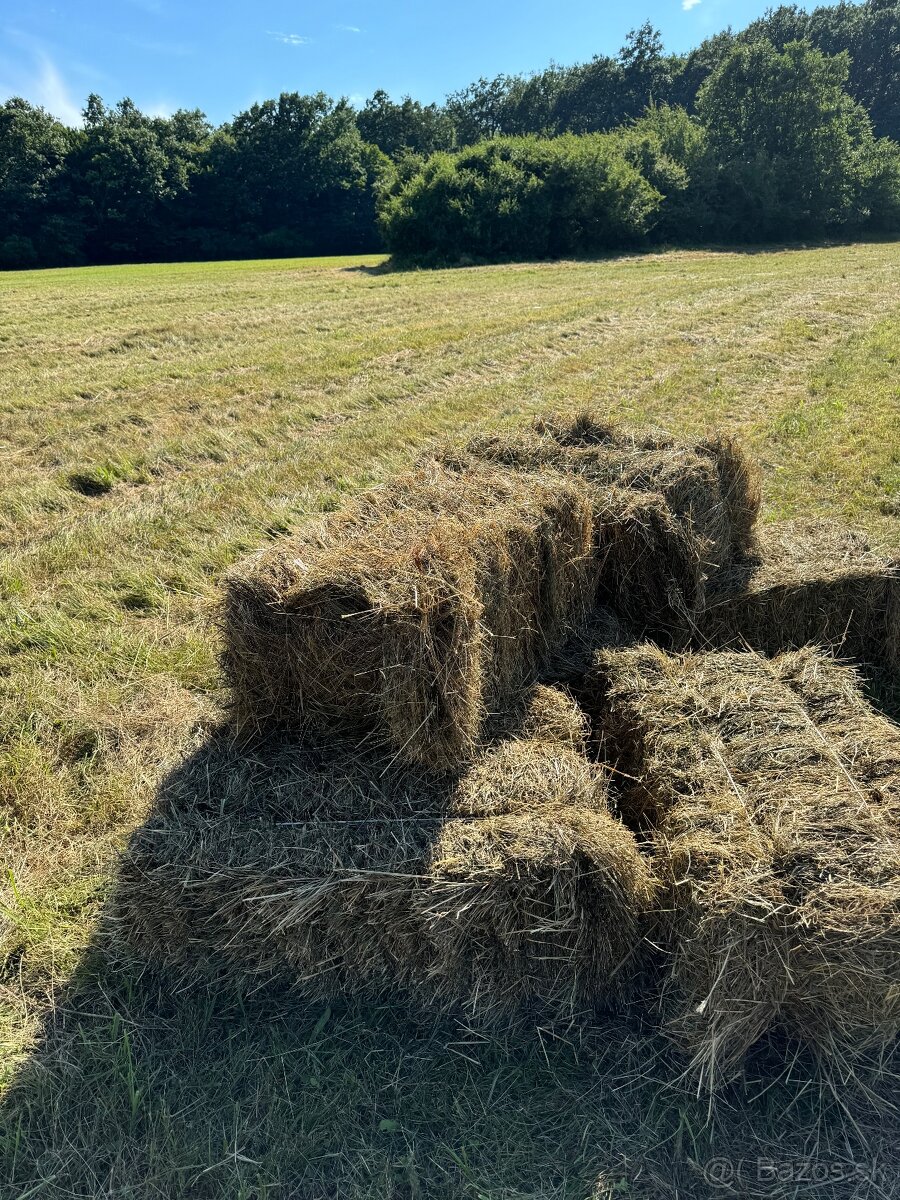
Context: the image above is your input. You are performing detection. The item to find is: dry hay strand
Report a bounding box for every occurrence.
[222,462,598,769]
[438,411,761,578]
[701,518,900,675]
[590,645,900,1089]
[114,689,656,1015]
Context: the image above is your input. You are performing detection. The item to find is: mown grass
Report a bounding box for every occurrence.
[1,243,899,1198]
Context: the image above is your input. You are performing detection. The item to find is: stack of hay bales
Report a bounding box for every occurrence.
[223,420,763,768]
[116,411,900,1083]
[590,645,900,1088]
[120,416,761,1014]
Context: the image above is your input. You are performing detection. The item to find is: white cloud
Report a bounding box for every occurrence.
[682,0,702,9]
[337,25,362,33]
[0,48,82,125]
[268,31,310,45]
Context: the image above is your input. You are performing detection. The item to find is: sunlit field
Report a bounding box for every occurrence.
[2,243,899,1198]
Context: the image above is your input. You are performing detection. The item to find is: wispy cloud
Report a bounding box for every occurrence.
[267,31,310,46]
[0,44,82,125]
[682,0,702,9]
[337,24,362,33]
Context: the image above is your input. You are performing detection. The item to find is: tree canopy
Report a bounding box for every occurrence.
[1,0,898,267]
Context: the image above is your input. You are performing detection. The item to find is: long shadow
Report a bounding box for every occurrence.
[3,727,899,1198]
[367,236,891,276]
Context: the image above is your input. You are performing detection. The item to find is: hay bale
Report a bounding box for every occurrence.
[592,487,705,638]
[701,519,900,674]
[592,645,786,1086]
[421,805,655,1012]
[222,462,598,768]
[114,695,656,1015]
[222,440,737,764]
[591,645,900,1087]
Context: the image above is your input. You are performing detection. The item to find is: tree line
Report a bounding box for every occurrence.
[2,0,899,269]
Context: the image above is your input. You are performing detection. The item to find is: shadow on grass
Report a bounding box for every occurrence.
[368,236,896,276]
[2,721,899,1199]
[3,938,898,1199]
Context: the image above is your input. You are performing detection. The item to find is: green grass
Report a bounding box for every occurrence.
[1,244,899,1198]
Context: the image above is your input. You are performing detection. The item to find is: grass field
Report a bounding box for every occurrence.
[2,243,900,1198]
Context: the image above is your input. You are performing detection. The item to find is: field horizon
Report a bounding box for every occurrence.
[2,241,900,1198]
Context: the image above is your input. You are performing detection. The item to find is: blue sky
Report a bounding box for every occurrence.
[2,0,798,126]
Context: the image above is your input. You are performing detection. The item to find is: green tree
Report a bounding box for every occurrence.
[72,96,211,260]
[208,93,387,254]
[0,97,80,266]
[618,23,674,117]
[444,76,517,143]
[697,40,877,237]
[356,91,454,158]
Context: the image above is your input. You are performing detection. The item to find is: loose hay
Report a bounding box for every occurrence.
[222,462,599,768]
[114,690,656,1015]
[590,645,900,1088]
[701,518,900,674]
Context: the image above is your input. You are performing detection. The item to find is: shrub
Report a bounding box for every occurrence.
[614,105,717,242]
[377,134,661,263]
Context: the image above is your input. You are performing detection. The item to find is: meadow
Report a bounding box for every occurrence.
[1,243,900,1198]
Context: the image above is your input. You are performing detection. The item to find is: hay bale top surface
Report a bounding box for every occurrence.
[236,458,592,607]
[700,517,900,673]
[436,412,761,562]
[159,684,607,825]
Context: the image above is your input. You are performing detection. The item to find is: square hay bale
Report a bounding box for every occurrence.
[113,687,657,1016]
[222,463,598,768]
[591,645,900,1088]
[223,444,736,766]
[438,412,761,574]
[701,519,900,675]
